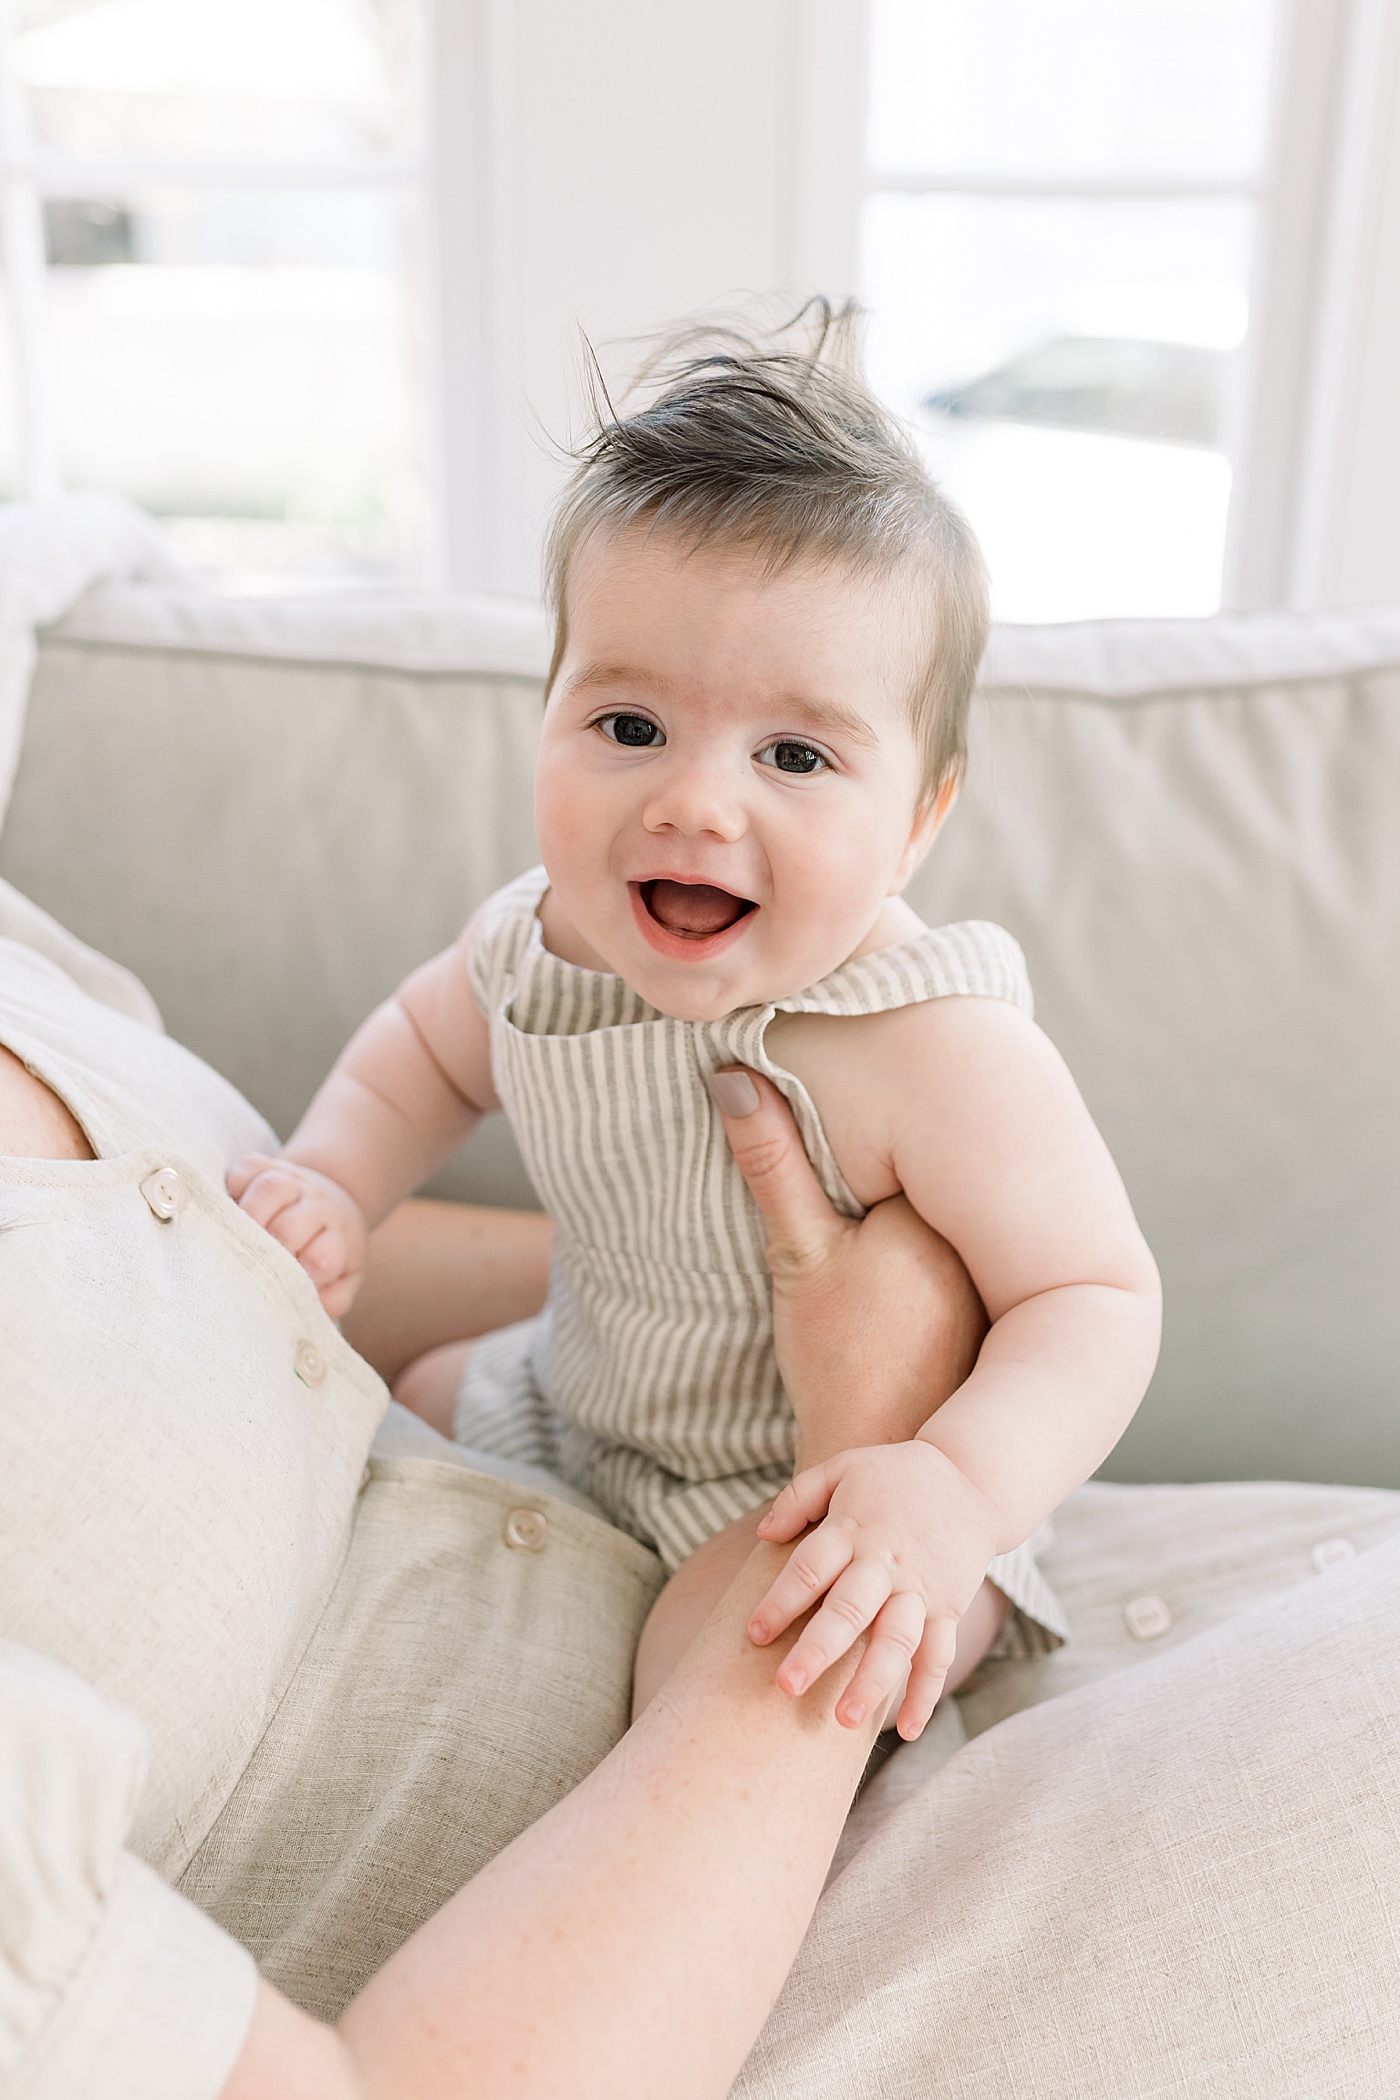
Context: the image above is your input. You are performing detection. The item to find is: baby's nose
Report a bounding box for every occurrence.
[641,762,747,841]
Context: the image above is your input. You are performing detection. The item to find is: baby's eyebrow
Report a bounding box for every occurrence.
[567,661,666,698]
[780,696,881,749]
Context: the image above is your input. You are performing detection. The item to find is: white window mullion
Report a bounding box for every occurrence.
[0,0,60,501]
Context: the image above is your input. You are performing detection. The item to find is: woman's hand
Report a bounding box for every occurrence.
[705,1067,987,1468]
[706,1066,997,1736]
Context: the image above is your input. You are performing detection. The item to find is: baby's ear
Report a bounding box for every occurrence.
[892,771,960,891]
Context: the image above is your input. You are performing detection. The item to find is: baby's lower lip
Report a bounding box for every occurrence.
[629,880,758,961]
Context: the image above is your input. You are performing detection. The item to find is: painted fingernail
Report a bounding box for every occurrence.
[706,1070,760,1117]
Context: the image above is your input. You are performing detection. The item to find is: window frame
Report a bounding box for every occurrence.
[0,0,437,568]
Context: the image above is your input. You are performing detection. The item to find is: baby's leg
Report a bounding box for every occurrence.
[341,1196,551,1384]
[392,1339,476,1439]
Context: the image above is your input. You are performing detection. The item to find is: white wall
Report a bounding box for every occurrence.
[431,0,867,595]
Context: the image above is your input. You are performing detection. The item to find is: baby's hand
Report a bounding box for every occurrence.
[227,1153,368,1319]
[748,1441,1001,1741]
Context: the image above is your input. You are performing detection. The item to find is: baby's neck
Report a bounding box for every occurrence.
[843,893,928,962]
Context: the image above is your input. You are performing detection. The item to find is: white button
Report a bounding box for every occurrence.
[1124,1594,1172,1641]
[504,1507,547,1552]
[1312,1537,1356,1572]
[294,1340,327,1389]
[140,1167,188,1220]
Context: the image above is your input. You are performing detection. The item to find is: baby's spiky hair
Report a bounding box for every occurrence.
[543,299,989,802]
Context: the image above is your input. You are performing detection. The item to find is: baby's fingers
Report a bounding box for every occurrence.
[756,1458,842,1543]
[774,1555,894,1696]
[233,1163,308,1233]
[227,1151,276,1202]
[747,1518,854,1647]
[834,1590,929,1731]
[893,1611,960,1741]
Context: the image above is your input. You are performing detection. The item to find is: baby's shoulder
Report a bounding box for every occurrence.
[463,864,550,1012]
[769,944,1041,1208]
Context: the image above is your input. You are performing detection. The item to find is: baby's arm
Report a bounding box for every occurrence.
[749,996,1162,1734]
[229,917,498,1315]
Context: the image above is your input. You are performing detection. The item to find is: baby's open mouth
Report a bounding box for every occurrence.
[641,880,756,939]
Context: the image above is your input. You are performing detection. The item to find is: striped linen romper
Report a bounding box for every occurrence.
[455,864,1068,1650]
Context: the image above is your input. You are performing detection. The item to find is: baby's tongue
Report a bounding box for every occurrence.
[647,880,746,937]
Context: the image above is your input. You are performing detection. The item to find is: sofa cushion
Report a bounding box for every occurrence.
[907,613,1400,1487]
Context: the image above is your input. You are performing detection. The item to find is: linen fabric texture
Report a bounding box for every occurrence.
[456,862,1065,1647]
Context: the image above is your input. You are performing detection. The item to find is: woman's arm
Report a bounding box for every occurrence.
[221,1536,881,2100]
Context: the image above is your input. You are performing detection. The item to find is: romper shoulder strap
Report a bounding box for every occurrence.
[466,865,551,1018]
[775,920,1033,1022]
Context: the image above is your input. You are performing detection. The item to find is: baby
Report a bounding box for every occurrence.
[230,308,1161,1741]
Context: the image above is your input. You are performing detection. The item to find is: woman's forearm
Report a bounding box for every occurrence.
[222,1544,880,2100]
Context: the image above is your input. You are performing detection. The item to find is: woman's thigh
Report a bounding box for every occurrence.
[179,1453,663,2020]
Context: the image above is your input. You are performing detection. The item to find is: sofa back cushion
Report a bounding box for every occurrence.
[3,590,1397,1488]
[907,617,1400,1489]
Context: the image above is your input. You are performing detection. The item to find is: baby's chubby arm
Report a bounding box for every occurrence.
[745,996,1162,1734]
[229,917,498,1315]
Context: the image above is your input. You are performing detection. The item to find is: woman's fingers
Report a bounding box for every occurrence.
[747,1517,854,1646]
[774,1554,895,1695]
[706,1067,846,1279]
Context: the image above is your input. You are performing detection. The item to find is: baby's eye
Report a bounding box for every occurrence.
[757,740,827,776]
[596,712,665,749]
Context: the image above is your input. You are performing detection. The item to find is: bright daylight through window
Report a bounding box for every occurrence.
[862,0,1277,621]
[0,0,427,587]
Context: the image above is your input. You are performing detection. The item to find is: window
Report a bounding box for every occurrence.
[0,0,430,587]
[862,0,1278,621]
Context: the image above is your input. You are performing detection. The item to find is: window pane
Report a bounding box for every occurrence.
[17,0,421,163]
[863,192,1253,618]
[46,189,425,583]
[869,0,1276,182]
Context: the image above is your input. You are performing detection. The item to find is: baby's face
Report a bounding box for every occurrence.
[534,527,939,1021]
